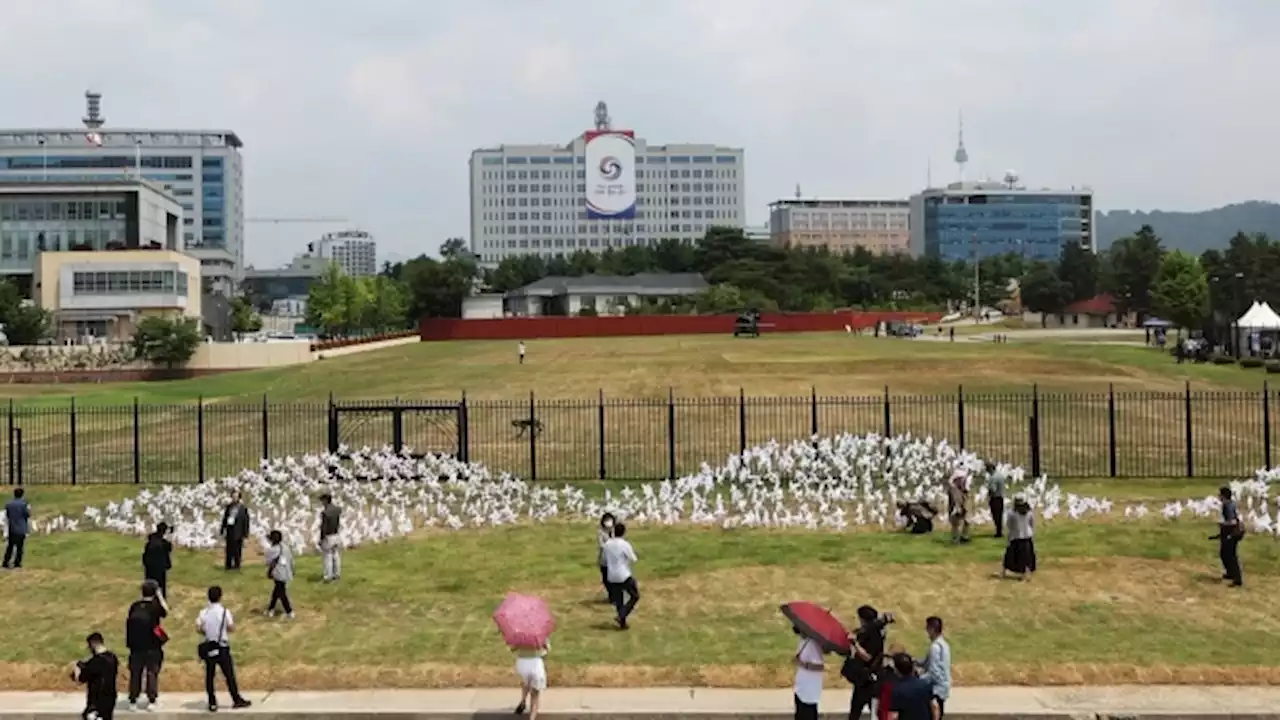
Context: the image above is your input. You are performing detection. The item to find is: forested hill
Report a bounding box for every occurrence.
[1097,201,1280,253]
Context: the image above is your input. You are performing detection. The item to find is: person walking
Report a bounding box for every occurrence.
[3,487,30,569]
[319,493,342,582]
[601,522,639,630]
[220,491,250,571]
[512,639,549,720]
[264,530,295,619]
[196,586,252,712]
[124,580,168,711]
[916,617,951,719]
[842,606,893,720]
[984,462,1006,538]
[73,632,119,720]
[595,513,615,602]
[141,523,173,597]
[518,341,527,365]
[1215,486,1244,587]
[792,626,825,720]
[1001,495,1037,581]
[946,473,970,544]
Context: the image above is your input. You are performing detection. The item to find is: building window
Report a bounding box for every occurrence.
[71,270,189,295]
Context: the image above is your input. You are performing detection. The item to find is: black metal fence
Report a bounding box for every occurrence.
[2,384,1277,485]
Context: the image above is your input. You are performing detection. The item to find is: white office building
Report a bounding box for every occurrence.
[469,102,745,266]
[311,229,377,277]
[0,91,244,294]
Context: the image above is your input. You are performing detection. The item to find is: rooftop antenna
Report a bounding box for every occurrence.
[795,183,802,199]
[593,101,611,131]
[83,90,105,129]
[927,158,933,188]
[953,111,968,184]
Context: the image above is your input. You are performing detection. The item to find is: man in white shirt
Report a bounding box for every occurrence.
[195,586,251,713]
[601,522,640,629]
[792,629,824,720]
[518,341,527,365]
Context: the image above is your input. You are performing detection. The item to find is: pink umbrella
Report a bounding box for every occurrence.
[493,593,555,649]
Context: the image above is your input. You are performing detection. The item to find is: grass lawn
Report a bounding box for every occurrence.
[1,513,1276,691]
[0,333,1269,406]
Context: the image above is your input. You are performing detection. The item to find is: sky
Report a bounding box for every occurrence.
[1,0,1277,267]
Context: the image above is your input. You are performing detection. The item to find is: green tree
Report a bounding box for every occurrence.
[1057,242,1099,302]
[1105,225,1165,316]
[440,237,469,259]
[1151,250,1210,330]
[229,294,263,335]
[360,275,410,330]
[1020,261,1071,324]
[0,278,51,345]
[132,315,201,368]
[693,283,746,314]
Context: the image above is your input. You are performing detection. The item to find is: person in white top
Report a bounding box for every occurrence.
[264,530,295,619]
[600,522,640,629]
[518,341,527,365]
[792,628,825,720]
[194,586,251,713]
[512,639,549,720]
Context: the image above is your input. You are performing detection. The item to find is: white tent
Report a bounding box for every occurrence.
[1236,302,1280,330]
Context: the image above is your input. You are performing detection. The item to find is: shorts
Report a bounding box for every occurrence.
[515,657,547,691]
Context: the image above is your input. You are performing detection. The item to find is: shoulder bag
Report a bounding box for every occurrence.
[197,610,228,661]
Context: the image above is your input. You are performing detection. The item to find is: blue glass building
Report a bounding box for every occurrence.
[908,182,1094,262]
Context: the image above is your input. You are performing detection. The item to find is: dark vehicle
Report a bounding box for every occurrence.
[734,310,761,338]
[885,321,922,338]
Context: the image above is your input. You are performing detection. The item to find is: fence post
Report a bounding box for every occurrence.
[957,385,966,449]
[69,397,78,486]
[882,386,892,438]
[7,398,13,486]
[1184,381,1194,478]
[1107,384,1117,478]
[197,396,206,484]
[528,391,538,482]
[810,387,819,438]
[261,394,270,460]
[738,388,747,453]
[391,397,404,454]
[327,393,338,454]
[667,388,676,480]
[14,428,20,486]
[598,390,606,480]
[1030,384,1042,477]
[459,391,470,463]
[132,397,141,485]
[1264,381,1272,471]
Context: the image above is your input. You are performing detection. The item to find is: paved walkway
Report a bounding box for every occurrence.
[3,686,1279,718]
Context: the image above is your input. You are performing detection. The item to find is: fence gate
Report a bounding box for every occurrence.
[329,403,465,460]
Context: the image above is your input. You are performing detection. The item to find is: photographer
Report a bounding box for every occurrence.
[842,606,894,720]
[142,523,173,598]
[897,502,935,535]
[72,632,119,720]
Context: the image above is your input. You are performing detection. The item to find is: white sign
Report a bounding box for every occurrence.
[583,131,636,219]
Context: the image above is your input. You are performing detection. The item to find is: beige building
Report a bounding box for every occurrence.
[35,249,202,342]
[769,198,910,255]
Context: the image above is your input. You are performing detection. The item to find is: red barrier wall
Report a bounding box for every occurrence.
[419,311,943,341]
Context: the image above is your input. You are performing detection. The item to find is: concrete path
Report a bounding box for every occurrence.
[312,335,418,359]
[4,686,1278,719]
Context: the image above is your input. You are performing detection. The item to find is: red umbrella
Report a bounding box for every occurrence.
[493,593,555,649]
[780,601,852,655]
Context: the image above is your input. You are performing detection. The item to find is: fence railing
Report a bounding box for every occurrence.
[2,384,1276,485]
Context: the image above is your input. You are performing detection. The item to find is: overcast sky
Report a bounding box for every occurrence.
[2,0,1277,267]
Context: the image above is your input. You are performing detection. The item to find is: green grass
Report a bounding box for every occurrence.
[2,516,1277,690]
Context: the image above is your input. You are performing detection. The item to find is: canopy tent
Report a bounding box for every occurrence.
[1142,317,1173,328]
[1236,302,1280,330]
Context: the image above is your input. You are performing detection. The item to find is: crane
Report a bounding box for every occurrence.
[246,217,350,223]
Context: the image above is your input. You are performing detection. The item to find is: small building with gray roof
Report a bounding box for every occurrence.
[505,272,707,316]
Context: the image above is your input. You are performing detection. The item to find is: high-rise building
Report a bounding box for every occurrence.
[312,229,376,277]
[770,198,910,255]
[907,179,1095,262]
[469,102,745,266]
[0,91,244,293]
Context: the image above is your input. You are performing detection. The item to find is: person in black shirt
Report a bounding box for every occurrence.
[124,580,168,710]
[843,606,893,720]
[220,491,250,571]
[888,653,938,720]
[897,502,935,535]
[141,523,173,597]
[1213,486,1244,587]
[74,632,119,720]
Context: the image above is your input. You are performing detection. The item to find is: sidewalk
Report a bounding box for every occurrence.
[2,686,1279,719]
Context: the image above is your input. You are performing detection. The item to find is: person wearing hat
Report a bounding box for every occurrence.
[842,606,894,719]
[1001,494,1036,581]
[946,472,971,544]
[141,523,173,598]
[984,462,1007,538]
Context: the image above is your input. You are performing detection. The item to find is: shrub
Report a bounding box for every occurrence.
[1240,357,1265,368]
[1211,354,1235,365]
[1267,361,1280,374]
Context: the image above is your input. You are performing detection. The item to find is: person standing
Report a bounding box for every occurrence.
[916,617,951,719]
[1002,496,1037,581]
[946,474,970,544]
[264,530,295,619]
[1216,486,1244,587]
[888,653,940,720]
[73,632,119,720]
[512,638,549,720]
[601,522,639,630]
[518,341,527,365]
[3,487,30,569]
[595,513,615,602]
[142,523,173,597]
[124,580,168,711]
[195,586,252,712]
[220,491,250,571]
[792,626,825,720]
[319,493,342,583]
[984,462,1006,538]
[843,606,893,720]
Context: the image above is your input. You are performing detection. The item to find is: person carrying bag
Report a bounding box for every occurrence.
[195,586,251,713]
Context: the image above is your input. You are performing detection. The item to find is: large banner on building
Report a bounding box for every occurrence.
[583,130,636,219]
